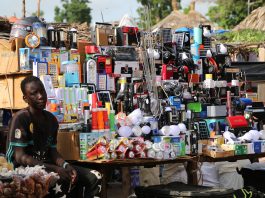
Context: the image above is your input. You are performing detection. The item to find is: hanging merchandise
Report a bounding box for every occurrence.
[32,21,47,46]
[68,28,78,50]
[10,16,40,39]
[57,29,65,49]
[47,26,56,47]
[25,33,40,48]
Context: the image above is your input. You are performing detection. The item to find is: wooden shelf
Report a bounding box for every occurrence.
[0,71,32,77]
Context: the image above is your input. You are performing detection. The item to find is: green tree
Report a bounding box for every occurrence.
[207,0,265,29]
[54,0,91,24]
[31,10,44,17]
[137,0,181,27]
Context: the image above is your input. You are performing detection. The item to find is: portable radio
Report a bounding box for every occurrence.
[116,26,139,46]
[95,55,112,74]
[161,64,173,80]
[92,23,115,46]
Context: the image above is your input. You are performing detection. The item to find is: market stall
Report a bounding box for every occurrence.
[1,14,265,198]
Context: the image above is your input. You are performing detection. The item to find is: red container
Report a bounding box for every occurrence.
[85,45,100,54]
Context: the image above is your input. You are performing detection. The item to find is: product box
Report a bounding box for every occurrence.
[261,141,265,152]
[0,38,23,74]
[51,49,69,74]
[208,136,225,146]
[253,141,262,154]
[19,48,40,71]
[39,48,52,62]
[246,143,255,154]
[79,132,105,160]
[70,50,80,63]
[221,144,235,151]
[235,144,248,155]
[171,142,181,157]
[57,131,80,160]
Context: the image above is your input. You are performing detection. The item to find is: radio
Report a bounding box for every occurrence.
[116,26,139,46]
[95,55,112,74]
[91,23,115,46]
[161,64,173,80]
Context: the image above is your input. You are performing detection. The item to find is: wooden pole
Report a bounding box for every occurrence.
[171,0,178,11]
[37,0,40,17]
[22,0,26,18]
[190,0,196,11]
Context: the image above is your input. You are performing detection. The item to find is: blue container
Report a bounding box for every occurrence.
[194,27,202,44]
[254,141,262,154]
[191,43,200,60]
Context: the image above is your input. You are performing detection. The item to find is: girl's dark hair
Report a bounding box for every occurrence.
[20,76,42,95]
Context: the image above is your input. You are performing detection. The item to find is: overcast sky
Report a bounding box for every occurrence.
[0,0,215,23]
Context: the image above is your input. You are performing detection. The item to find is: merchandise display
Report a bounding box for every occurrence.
[5,17,265,161]
[2,13,265,198]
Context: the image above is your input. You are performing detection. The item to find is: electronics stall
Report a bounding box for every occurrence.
[2,16,265,197]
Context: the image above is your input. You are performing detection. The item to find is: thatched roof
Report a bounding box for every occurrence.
[152,10,214,31]
[234,6,265,31]
[46,22,91,41]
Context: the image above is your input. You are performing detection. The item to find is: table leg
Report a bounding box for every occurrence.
[121,167,132,198]
[100,167,108,198]
[186,160,198,185]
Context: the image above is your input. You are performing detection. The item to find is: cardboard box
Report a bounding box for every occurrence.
[57,131,80,160]
[0,38,24,74]
[0,77,14,108]
[13,76,28,109]
[205,149,234,158]
[79,132,105,160]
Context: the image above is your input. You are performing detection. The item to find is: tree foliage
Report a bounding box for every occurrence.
[54,0,91,24]
[207,0,265,29]
[31,11,44,18]
[216,29,265,43]
[137,0,181,28]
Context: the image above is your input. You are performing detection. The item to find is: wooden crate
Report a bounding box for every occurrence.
[0,77,14,108]
[0,38,24,74]
[204,149,234,158]
[0,74,30,109]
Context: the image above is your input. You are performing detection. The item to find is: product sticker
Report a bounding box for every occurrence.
[15,129,22,139]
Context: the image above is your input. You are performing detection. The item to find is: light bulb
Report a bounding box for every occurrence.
[182,52,188,60]
[206,49,212,58]
[203,27,211,38]
[153,50,160,59]
[220,44,227,54]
